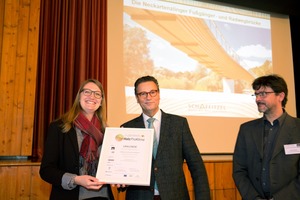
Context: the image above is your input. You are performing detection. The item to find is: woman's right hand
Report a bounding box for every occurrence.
[74,175,105,190]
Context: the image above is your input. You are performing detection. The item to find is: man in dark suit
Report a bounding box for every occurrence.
[120,75,210,200]
[233,74,300,200]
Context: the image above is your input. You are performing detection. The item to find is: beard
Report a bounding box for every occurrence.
[257,102,269,113]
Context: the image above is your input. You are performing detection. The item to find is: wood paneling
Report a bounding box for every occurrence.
[21,0,40,155]
[31,166,52,200]
[0,165,50,199]
[112,160,240,200]
[0,159,242,200]
[0,0,40,156]
[0,0,4,63]
[0,161,241,200]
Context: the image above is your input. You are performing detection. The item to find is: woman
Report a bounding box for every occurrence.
[40,79,114,200]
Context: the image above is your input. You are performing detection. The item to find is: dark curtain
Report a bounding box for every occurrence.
[290,14,300,117]
[32,0,107,160]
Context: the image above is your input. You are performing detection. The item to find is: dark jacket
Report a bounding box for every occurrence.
[121,110,210,200]
[39,119,114,200]
[233,113,300,199]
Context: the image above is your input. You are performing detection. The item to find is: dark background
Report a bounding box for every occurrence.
[201,0,299,117]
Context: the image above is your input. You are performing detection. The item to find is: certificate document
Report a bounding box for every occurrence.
[96,127,154,186]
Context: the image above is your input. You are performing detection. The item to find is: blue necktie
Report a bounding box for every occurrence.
[147,118,158,158]
[147,117,158,192]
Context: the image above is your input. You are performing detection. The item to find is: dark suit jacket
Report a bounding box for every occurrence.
[121,110,210,200]
[39,120,114,200]
[233,113,300,200]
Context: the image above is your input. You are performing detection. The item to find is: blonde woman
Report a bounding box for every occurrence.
[40,79,114,200]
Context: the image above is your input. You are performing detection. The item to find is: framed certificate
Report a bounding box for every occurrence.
[96,127,154,186]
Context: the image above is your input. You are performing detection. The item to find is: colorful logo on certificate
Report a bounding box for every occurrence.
[115,134,124,141]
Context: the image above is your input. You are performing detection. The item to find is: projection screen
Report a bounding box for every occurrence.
[107,0,296,154]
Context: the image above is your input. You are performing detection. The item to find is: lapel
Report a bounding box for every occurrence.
[68,127,80,155]
[156,110,171,158]
[252,118,265,158]
[135,114,146,128]
[272,114,295,159]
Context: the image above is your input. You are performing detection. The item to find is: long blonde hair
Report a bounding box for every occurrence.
[59,79,107,133]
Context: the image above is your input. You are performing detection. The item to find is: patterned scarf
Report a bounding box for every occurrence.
[74,112,103,176]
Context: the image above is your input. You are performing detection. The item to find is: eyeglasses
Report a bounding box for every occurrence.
[81,89,102,99]
[137,90,158,98]
[252,91,275,98]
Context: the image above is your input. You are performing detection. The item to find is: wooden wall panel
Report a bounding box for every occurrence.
[0,165,32,199]
[214,162,235,190]
[204,162,215,192]
[111,187,126,200]
[0,0,4,63]
[0,0,40,156]
[0,164,51,200]
[0,166,14,199]
[16,166,32,199]
[21,0,40,155]
[183,162,195,199]
[13,0,29,156]
[0,0,19,155]
[31,166,52,200]
[0,160,242,200]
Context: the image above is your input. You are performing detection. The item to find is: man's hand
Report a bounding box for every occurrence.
[111,184,128,192]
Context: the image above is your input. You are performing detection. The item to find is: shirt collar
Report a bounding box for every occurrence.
[143,109,162,123]
[263,109,287,126]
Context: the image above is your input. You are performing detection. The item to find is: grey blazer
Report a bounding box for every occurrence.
[233,113,300,199]
[121,110,210,200]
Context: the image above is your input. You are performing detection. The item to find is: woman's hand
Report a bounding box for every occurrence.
[74,175,105,190]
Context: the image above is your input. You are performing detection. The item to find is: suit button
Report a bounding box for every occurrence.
[154,167,158,171]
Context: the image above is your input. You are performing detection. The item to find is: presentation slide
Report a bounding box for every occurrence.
[107,0,295,153]
[123,0,272,118]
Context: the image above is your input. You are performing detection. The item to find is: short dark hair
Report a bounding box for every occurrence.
[134,75,160,95]
[252,74,288,107]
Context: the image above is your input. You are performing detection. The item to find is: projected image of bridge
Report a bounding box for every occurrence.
[123,1,272,117]
[124,6,259,87]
